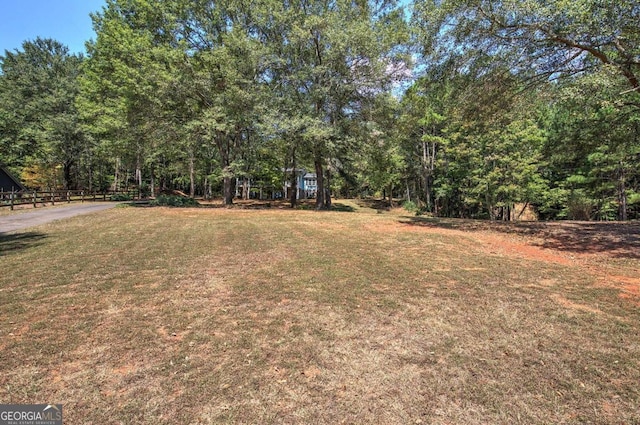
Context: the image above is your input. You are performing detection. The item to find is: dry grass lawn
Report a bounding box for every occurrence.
[0,200,639,424]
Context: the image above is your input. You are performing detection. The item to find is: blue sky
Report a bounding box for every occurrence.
[0,0,106,55]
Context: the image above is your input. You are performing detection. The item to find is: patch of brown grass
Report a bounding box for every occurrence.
[1,202,639,424]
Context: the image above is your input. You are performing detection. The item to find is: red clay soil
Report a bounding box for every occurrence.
[395,215,640,305]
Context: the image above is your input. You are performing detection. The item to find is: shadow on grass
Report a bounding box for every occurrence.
[117,201,153,208]
[125,199,276,209]
[295,202,356,212]
[400,216,640,260]
[355,199,391,212]
[128,199,358,212]
[330,203,356,212]
[0,232,47,256]
[200,200,278,209]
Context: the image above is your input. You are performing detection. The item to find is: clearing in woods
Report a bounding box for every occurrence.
[0,199,638,424]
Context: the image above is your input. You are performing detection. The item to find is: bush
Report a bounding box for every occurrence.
[151,194,199,207]
[139,184,151,198]
[565,192,593,221]
[402,200,418,213]
[402,200,427,215]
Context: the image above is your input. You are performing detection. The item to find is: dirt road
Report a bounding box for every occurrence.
[0,203,119,234]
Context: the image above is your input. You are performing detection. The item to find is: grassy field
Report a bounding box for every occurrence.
[1,200,639,424]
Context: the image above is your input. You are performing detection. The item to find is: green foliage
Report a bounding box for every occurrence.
[2,0,639,221]
[151,194,200,207]
[396,66,552,220]
[541,68,640,221]
[0,38,87,189]
[413,0,640,100]
[402,200,420,214]
[565,191,594,221]
[354,94,407,204]
[407,0,640,221]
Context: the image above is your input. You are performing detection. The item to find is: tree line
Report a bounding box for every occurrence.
[1,0,638,220]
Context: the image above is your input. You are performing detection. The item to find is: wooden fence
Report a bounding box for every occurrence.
[0,190,142,210]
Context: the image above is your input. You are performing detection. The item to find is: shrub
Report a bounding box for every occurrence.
[139,184,151,198]
[402,200,419,213]
[565,191,593,221]
[151,194,199,207]
[403,200,430,215]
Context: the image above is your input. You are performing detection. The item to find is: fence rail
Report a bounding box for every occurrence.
[0,190,141,210]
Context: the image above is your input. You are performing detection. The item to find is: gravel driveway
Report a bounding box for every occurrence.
[0,202,119,234]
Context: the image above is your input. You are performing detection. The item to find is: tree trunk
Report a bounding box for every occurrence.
[150,170,155,197]
[223,169,234,206]
[425,174,432,212]
[504,205,511,221]
[315,156,325,210]
[486,183,496,220]
[244,180,250,200]
[516,202,530,220]
[88,164,93,192]
[289,172,298,207]
[422,139,437,212]
[324,166,332,209]
[618,165,627,221]
[136,154,143,190]
[113,158,120,191]
[422,140,431,211]
[290,147,297,208]
[63,160,73,190]
[488,204,496,221]
[189,153,195,198]
[124,169,130,191]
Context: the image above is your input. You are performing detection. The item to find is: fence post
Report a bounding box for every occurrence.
[10,188,14,211]
[81,191,85,203]
[103,191,107,201]
[33,191,37,208]
[51,189,55,206]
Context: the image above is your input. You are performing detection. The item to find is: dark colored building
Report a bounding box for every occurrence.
[0,165,25,192]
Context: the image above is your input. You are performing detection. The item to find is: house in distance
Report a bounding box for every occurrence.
[284,169,318,200]
[236,169,319,200]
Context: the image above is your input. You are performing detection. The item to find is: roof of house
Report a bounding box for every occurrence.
[283,168,308,174]
[303,173,317,179]
[0,164,25,192]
